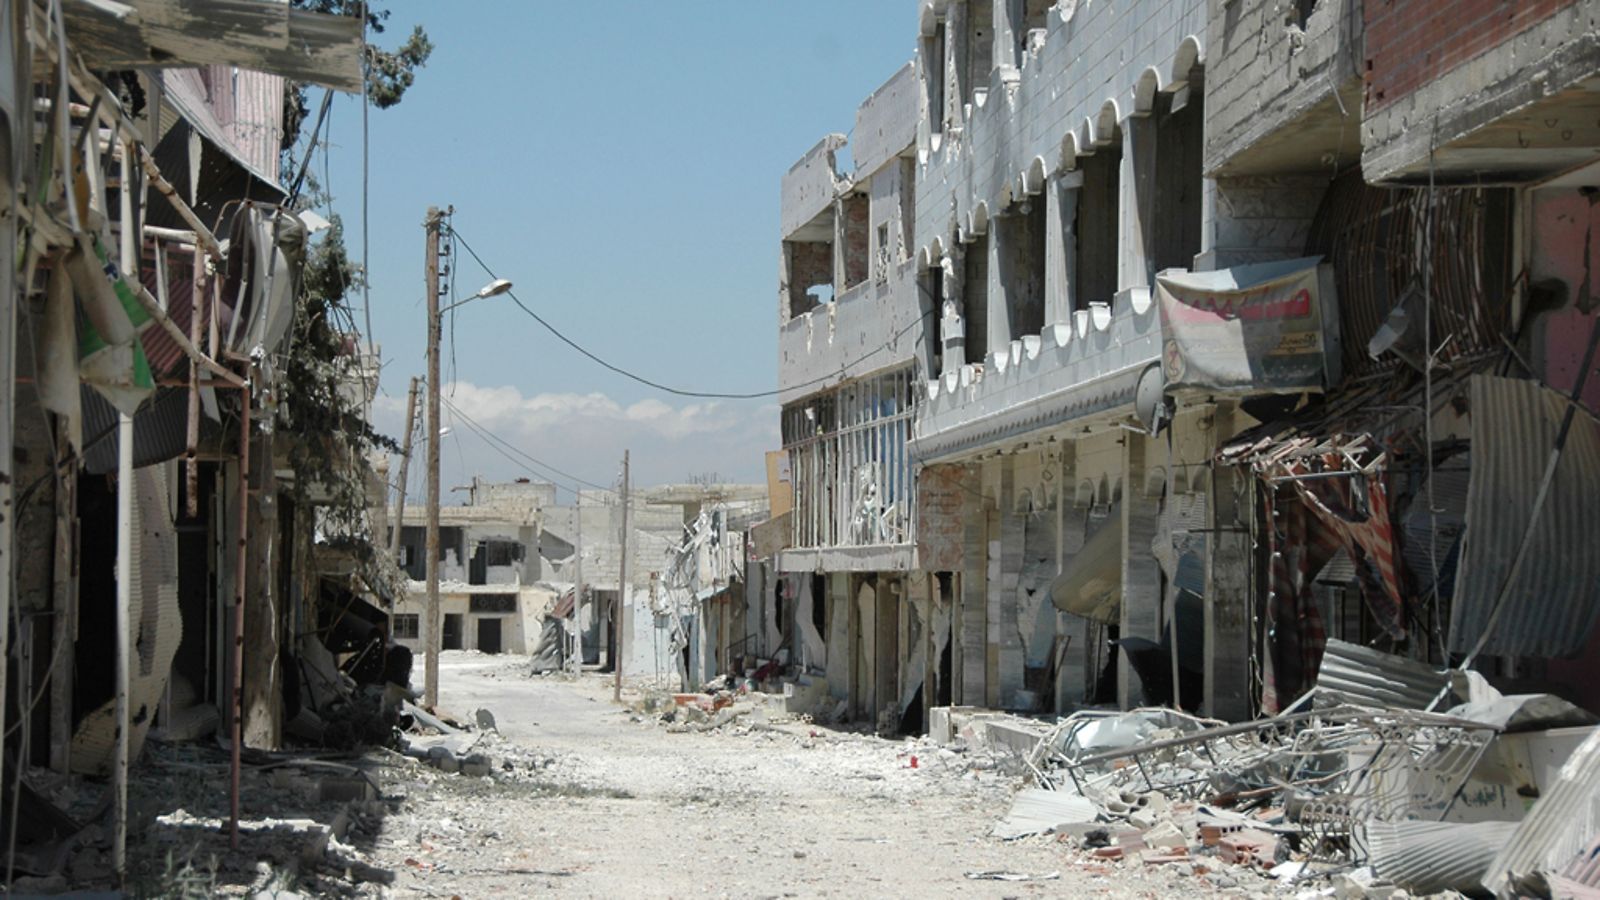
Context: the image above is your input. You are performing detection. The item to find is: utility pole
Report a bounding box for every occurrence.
[572,501,584,672]
[389,375,421,559]
[615,450,630,702]
[423,206,444,709]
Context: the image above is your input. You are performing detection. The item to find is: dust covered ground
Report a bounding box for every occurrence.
[363,651,1269,898]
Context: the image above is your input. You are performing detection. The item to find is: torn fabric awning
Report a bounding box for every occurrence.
[1156,256,1337,395]
[1049,509,1122,624]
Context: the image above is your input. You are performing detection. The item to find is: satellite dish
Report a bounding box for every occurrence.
[1134,363,1168,433]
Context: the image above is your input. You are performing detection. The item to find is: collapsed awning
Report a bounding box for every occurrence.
[60,0,364,92]
[1049,508,1122,624]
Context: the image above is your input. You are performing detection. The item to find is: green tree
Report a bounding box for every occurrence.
[282,1,434,158]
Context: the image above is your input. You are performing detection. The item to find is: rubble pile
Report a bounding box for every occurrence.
[986,698,1600,896]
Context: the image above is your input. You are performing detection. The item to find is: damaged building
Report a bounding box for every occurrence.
[0,0,404,878]
[764,0,1600,738]
[391,477,555,656]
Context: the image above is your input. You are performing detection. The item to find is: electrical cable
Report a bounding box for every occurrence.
[437,391,613,492]
[449,227,934,400]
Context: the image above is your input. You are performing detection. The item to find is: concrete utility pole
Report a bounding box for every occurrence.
[423,206,444,709]
[615,450,630,702]
[389,375,421,559]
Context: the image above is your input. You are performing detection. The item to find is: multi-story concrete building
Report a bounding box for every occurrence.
[775,0,1600,730]
[775,63,929,729]
[392,478,556,655]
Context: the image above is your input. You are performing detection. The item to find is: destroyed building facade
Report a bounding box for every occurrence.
[765,0,1600,731]
[391,477,552,655]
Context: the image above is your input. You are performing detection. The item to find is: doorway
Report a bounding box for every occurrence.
[442,614,463,651]
[476,618,503,655]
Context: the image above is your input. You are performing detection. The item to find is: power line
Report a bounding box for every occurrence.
[437,391,613,492]
[448,226,932,400]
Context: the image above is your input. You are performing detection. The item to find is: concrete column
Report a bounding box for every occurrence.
[1053,442,1094,712]
[1204,403,1252,720]
[946,0,969,130]
[831,199,847,297]
[939,252,966,376]
[960,478,988,704]
[992,458,1023,707]
[1119,114,1154,296]
[1046,173,1080,326]
[1118,433,1161,709]
[986,227,1012,364]
[994,0,1022,72]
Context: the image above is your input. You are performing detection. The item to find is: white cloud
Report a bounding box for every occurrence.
[371,380,778,497]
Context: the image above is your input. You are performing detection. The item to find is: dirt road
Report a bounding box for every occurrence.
[365,652,1220,898]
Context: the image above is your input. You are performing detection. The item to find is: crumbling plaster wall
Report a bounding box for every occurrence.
[1204,0,1362,174]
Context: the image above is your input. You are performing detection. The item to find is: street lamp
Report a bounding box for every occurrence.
[423,205,513,709]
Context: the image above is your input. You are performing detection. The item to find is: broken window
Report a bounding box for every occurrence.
[919,263,945,378]
[875,224,891,284]
[963,233,990,364]
[1295,0,1320,29]
[1147,70,1205,276]
[783,368,917,550]
[392,614,420,640]
[997,196,1047,340]
[841,192,870,292]
[484,540,520,567]
[900,157,916,253]
[811,573,828,635]
[469,594,517,614]
[783,239,833,319]
[1075,137,1121,308]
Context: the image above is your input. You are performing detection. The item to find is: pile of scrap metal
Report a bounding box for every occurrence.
[998,646,1600,896]
[286,581,414,749]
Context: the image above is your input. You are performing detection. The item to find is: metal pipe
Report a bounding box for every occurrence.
[230,375,250,849]
[111,139,135,879]
[186,245,203,518]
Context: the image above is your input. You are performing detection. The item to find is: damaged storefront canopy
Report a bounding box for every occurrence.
[1156,257,1339,396]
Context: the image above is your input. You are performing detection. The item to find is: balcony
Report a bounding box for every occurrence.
[911,292,1162,463]
[778,260,925,406]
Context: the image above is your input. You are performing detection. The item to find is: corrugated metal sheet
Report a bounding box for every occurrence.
[992,788,1099,840]
[1399,457,1469,600]
[1366,820,1519,894]
[161,68,282,191]
[1313,638,1447,710]
[1450,376,1600,657]
[137,248,201,378]
[227,69,284,183]
[1485,726,1600,896]
[81,385,201,475]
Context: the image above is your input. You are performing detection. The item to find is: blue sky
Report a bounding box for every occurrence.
[318,2,915,500]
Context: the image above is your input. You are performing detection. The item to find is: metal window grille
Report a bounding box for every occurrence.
[782,367,916,549]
